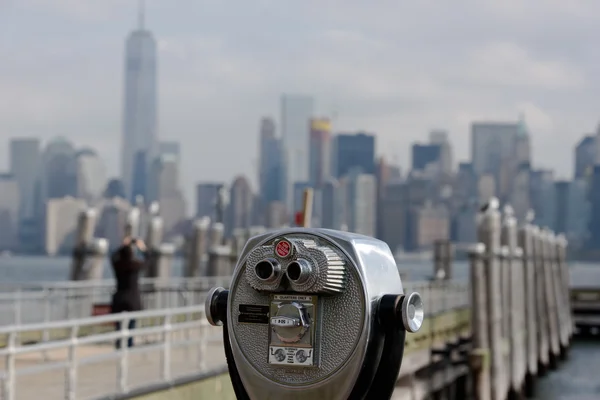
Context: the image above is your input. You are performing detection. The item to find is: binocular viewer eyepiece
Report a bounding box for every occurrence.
[206,228,423,400]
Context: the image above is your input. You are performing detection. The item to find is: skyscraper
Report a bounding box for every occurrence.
[258,117,283,203]
[345,171,377,237]
[226,176,254,236]
[308,118,332,187]
[42,137,77,201]
[280,94,314,208]
[75,149,107,203]
[574,134,595,180]
[0,174,20,251]
[196,182,224,221]
[471,121,522,201]
[411,143,441,171]
[333,133,376,178]
[121,1,158,202]
[471,123,519,175]
[10,138,40,220]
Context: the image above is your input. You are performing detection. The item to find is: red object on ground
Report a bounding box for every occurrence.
[295,211,304,227]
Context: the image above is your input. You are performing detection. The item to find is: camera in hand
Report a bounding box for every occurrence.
[206,228,424,400]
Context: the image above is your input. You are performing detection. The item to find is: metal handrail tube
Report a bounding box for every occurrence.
[0,276,232,292]
[0,304,206,335]
[0,302,221,400]
[1,360,71,379]
[0,319,204,358]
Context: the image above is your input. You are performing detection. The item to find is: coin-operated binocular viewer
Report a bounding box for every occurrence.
[206,229,424,400]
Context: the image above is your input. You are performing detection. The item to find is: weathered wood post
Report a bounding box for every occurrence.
[468,243,491,400]
[531,226,550,375]
[434,239,453,280]
[185,217,210,277]
[157,243,175,278]
[124,207,141,238]
[70,208,97,280]
[556,234,573,344]
[477,198,506,400]
[518,212,538,397]
[77,238,109,280]
[499,215,511,399]
[207,245,233,276]
[501,205,526,399]
[145,215,164,278]
[541,228,560,369]
[209,222,225,247]
[549,232,569,360]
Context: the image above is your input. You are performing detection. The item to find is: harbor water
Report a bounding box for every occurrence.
[0,256,598,398]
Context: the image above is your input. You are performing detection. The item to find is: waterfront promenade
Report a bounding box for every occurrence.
[0,280,464,400]
[0,202,596,399]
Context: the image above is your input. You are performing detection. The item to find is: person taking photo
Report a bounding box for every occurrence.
[110,236,147,349]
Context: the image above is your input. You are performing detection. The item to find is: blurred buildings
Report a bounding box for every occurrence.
[2,12,598,256]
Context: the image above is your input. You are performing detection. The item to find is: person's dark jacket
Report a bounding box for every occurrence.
[110,244,145,313]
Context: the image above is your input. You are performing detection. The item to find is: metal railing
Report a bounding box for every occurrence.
[0,279,470,400]
[0,304,225,400]
[0,277,231,326]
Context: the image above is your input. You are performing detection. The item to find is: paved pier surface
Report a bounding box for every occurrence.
[2,336,448,400]
[0,332,226,400]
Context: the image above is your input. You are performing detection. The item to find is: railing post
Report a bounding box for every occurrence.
[518,216,538,396]
[65,325,79,400]
[199,318,207,371]
[556,234,572,342]
[66,287,72,320]
[13,290,21,325]
[42,288,51,361]
[501,205,526,395]
[3,331,16,400]
[118,315,129,393]
[186,218,210,277]
[498,244,510,396]
[541,228,560,368]
[531,226,549,373]
[549,233,569,358]
[162,313,172,381]
[477,198,504,400]
[468,243,490,400]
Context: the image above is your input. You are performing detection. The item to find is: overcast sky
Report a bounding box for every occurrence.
[1,0,599,207]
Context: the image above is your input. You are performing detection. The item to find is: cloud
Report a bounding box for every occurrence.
[465,42,584,89]
[1,0,599,209]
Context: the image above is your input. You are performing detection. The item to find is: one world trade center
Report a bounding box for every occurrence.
[121,0,158,202]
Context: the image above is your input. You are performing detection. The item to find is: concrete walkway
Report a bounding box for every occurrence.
[2,329,437,400]
[0,330,227,400]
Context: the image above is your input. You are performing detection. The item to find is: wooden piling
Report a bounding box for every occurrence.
[185,217,210,277]
[434,240,453,280]
[501,206,527,397]
[548,232,569,360]
[541,228,561,369]
[207,245,233,276]
[499,243,511,393]
[477,198,506,400]
[531,226,550,374]
[468,243,491,400]
[518,219,538,397]
[70,208,98,280]
[145,215,164,278]
[556,234,573,343]
[209,222,225,248]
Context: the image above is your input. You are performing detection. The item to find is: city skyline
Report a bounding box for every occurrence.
[2,1,600,209]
